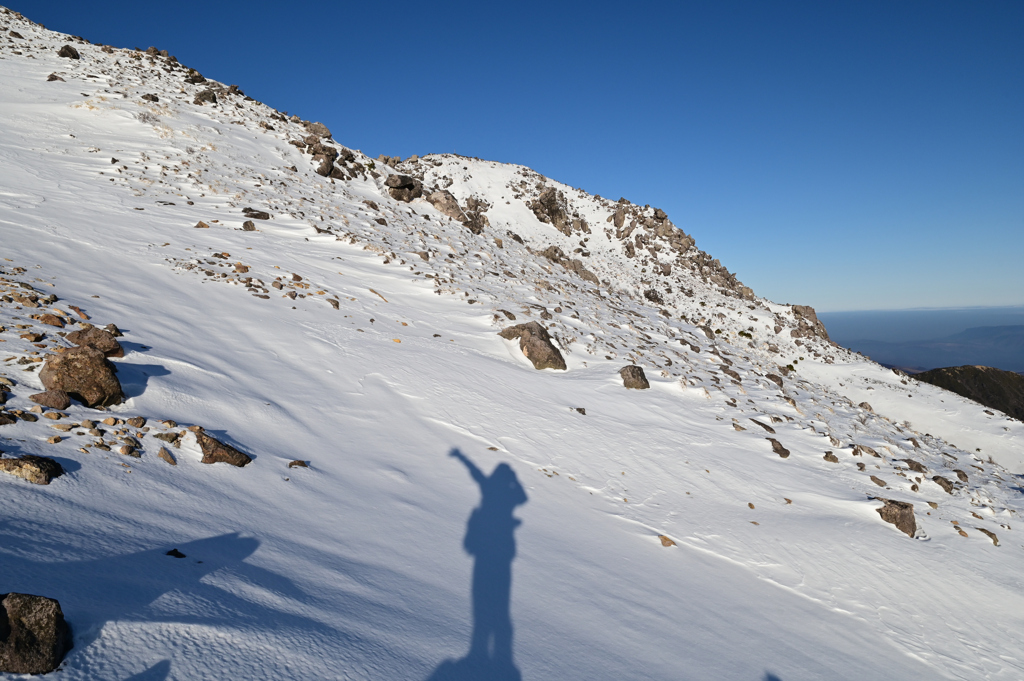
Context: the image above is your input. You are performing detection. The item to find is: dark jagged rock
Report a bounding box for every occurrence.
[196,431,252,467]
[874,498,916,538]
[39,346,124,407]
[913,365,1024,421]
[57,44,79,59]
[0,455,64,485]
[766,438,790,458]
[531,187,570,234]
[619,365,650,389]
[193,89,217,105]
[498,321,566,371]
[0,593,71,674]
[385,175,423,203]
[932,476,954,494]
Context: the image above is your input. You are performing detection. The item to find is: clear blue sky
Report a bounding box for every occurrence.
[14,0,1024,312]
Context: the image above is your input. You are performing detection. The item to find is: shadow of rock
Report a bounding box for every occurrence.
[113,362,170,400]
[124,659,171,680]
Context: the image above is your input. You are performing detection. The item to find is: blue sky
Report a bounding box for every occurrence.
[15,0,1024,312]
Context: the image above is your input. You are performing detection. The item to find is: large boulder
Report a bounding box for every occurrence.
[66,326,124,358]
[874,498,916,537]
[498,322,566,371]
[196,431,252,467]
[426,190,467,222]
[0,593,71,674]
[303,121,331,138]
[57,45,79,59]
[385,175,423,203]
[619,365,650,389]
[0,455,65,485]
[39,346,124,407]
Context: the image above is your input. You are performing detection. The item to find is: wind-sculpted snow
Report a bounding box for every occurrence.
[2,7,1024,680]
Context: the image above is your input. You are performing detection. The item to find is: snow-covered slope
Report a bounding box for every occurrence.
[2,8,1023,680]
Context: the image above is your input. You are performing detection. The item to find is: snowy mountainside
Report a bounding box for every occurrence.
[2,8,1024,680]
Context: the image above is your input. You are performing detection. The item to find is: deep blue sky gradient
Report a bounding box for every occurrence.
[12,0,1024,311]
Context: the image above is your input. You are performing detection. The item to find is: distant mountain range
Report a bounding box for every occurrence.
[843,325,1024,374]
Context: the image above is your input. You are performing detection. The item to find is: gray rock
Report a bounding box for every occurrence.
[0,455,64,485]
[426,190,467,222]
[498,321,566,371]
[39,346,124,407]
[874,498,916,537]
[242,220,256,231]
[57,45,79,59]
[619,365,650,389]
[385,175,423,203]
[29,390,71,410]
[193,89,217,105]
[0,593,70,674]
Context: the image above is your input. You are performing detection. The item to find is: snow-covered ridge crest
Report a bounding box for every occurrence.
[2,7,1024,680]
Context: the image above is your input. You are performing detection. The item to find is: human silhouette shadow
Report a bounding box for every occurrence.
[426,449,527,681]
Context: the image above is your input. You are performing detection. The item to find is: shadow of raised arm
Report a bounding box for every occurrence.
[450,448,486,487]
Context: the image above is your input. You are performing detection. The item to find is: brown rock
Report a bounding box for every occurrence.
[932,476,955,494]
[874,498,916,538]
[619,365,650,389]
[385,175,423,203]
[157,447,177,465]
[196,431,252,467]
[498,321,566,371]
[870,475,887,487]
[902,459,926,474]
[38,314,65,328]
[195,221,210,229]
[0,455,64,485]
[823,451,839,463]
[0,593,70,674]
[193,89,217,105]
[953,469,969,483]
[766,438,790,458]
[39,345,125,407]
[749,418,775,434]
[66,326,124,358]
[976,527,999,546]
[426,190,467,222]
[29,390,71,410]
[765,373,783,388]
[126,416,146,428]
[288,460,308,468]
[242,220,256,231]
[658,535,676,547]
[57,44,79,59]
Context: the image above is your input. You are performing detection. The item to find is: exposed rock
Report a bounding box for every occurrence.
[976,527,999,546]
[242,220,256,231]
[874,498,916,538]
[870,475,887,487]
[789,305,830,341]
[426,190,467,222]
[658,535,676,547]
[57,44,79,59]
[66,325,124,358]
[913,365,1024,421]
[193,88,217,105]
[932,476,955,494]
[288,460,308,468]
[142,93,159,102]
[29,390,71,410]
[0,593,70,674]
[126,416,146,428]
[384,175,423,203]
[823,451,840,463]
[901,459,926,474]
[531,187,570,234]
[765,373,783,388]
[619,365,650,389]
[498,321,566,371]
[858,402,873,412]
[749,418,775,434]
[953,469,969,483]
[0,455,64,485]
[243,207,271,220]
[196,431,252,467]
[195,221,210,229]
[39,346,124,407]
[157,447,177,466]
[766,438,790,458]
[47,73,66,82]
[853,444,880,458]
[38,314,64,327]
[303,121,331,138]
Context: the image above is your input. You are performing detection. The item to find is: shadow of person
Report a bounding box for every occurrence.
[426,449,527,681]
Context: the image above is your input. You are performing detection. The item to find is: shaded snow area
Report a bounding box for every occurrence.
[2,9,1023,680]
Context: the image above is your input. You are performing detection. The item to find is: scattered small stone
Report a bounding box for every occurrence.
[38,314,65,327]
[766,438,790,458]
[658,535,676,547]
[118,445,139,458]
[157,447,177,465]
[193,89,217,105]
[287,460,308,468]
[166,548,186,558]
[749,418,775,434]
[870,475,887,487]
[126,416,146,428]
[47,435,62,444]
[902,459,926,474]
[574,407,586,415]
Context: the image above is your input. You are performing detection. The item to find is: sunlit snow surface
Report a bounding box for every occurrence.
[1,10,1023,680]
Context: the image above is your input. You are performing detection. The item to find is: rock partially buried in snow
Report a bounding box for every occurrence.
[498,321,566,371]
[66,325,124,358]
[426,190,467,222]
[619,365,650,389]
[874,498,916,538]
[39,345,124,407]
[0,454,64,485]
[0,593,71,674]
[29,390,71,410]
[766,438,790,458]
[196,431,252,467]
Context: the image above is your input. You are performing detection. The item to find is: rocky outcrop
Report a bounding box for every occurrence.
[193,89,217,105]
[619,365,650,389]
[66,325,124,358]
[39,346,124,407]
[426,190,467,223]
[196,431,252,467]
[0,455,64,485]
[0,593,71,674]
[531,187,570,235]
[913,365,1024,421]
[874,498,916,537]
[790,305,830,341]
[56,44,79,59]
[498,321,566,371]
[385,175,423,203]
